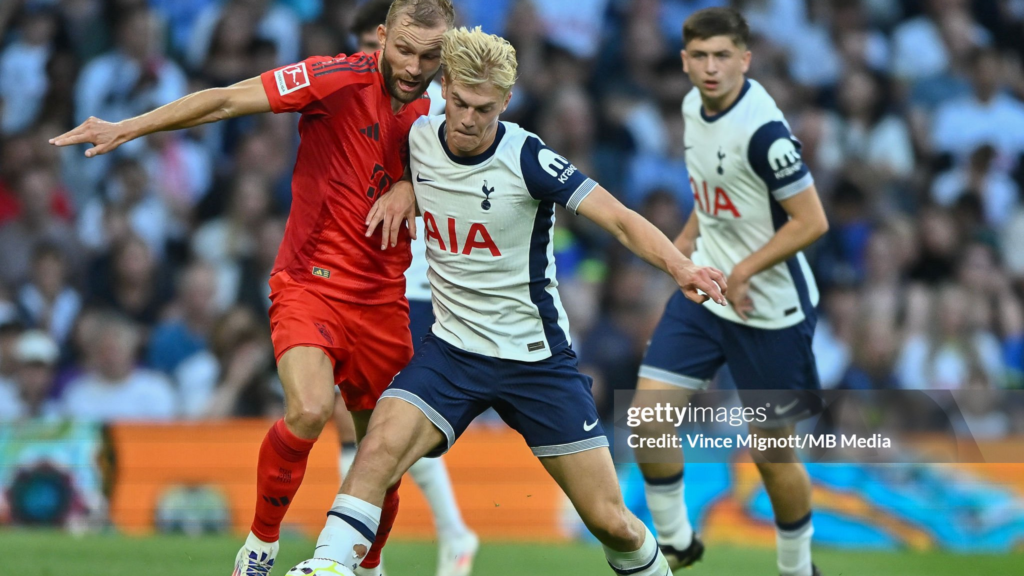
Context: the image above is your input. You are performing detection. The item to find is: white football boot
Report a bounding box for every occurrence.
[231,532,280,576]
[437,531,479,576]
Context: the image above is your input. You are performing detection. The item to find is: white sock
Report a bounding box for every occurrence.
[776,513,814,576]
[316,495,381,571]
[409,457,470,540]
[643,472,693,549]
[339,442,357,477]
[604,525,671,576]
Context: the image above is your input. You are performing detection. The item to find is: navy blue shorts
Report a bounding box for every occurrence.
[640,292,821,426]
[381,334,608,458]
[408,299,434,353]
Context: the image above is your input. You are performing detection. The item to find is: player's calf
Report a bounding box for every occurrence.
[316,398,445,570]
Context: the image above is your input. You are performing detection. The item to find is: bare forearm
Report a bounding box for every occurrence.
[736,219,824,278]
[125,87,241,138]
[613,209,692,277]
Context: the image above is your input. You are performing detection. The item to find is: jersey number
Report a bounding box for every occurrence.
[366,164,395,199]
[691,177,741,218]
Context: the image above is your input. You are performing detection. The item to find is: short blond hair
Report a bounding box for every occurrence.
[441,26,518,94]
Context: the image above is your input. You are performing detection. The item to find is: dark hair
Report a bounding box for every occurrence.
[352,0,393,36]
[683,7,749,48]
[385,0,455,30]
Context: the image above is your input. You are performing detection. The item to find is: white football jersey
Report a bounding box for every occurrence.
[404,81,446,304]
[684,79,818,329]
[408,115,597,361]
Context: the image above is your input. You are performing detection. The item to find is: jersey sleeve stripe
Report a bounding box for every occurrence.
[314,66,378,78]
[770,173,814,202]
[566,178,598,213]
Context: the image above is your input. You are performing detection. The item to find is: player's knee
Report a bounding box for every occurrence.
[585,503,643,549]
[285,398,334,437]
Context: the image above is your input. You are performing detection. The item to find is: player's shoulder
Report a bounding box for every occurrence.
[682,87,703,118]
[306,52,379,85]
[737,79,786,127]
[411,113,444,137]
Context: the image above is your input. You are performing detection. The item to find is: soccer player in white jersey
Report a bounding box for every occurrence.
[310,26,728,575]
[629,8,829,576]
[328,3,479,574]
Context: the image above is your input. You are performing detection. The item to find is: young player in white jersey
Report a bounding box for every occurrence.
[629,8,829,576]
[328,3,478,574]
[310,26,728,575]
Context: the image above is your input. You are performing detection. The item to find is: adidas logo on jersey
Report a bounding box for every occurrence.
[768,138,802,179]
[359,123,381,141]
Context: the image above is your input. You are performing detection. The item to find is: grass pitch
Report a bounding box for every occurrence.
[3,530,1021,575]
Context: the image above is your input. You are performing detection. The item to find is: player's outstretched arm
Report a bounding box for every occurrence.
[726,184,828,320]
[576,185,727,306]
[50,77,271,157]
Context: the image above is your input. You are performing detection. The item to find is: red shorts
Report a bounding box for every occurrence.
[268,272,413,412]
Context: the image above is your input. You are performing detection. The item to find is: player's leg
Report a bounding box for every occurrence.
[235,345,337,575]
[317,333,486,572]
[316,397,445,571]
[542,448,671,576]
[405,298,478,576]
[748,422,815,576]
[724,312,821,576]
[335,395,358,477]
[329,298,415,574]
[630,292,724,568]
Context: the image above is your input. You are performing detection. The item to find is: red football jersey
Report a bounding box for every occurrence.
[260,52,430,305]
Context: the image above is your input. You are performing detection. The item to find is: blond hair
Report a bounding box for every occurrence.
[385,0,455,29]
[441,26,518,94]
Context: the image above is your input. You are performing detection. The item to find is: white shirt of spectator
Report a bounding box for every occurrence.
[683,79,818,329]
[931,93,1024,172]
[62,369,177,421]
[0,41,50,134]
[408,115,597,361]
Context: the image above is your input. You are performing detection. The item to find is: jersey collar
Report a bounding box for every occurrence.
[438,121,506,165]
[700,79,751,123]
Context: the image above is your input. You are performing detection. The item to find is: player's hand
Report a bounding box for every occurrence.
[726,265,755,321]
[675,262,727,306]
[366,180,417,249]
[49,117,131,157]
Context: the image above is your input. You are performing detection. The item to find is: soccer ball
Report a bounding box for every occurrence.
[285,558,356,576]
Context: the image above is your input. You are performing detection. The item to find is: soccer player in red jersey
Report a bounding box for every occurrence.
[51,1,455,574]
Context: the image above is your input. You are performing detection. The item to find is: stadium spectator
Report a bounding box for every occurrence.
[0,166,80,289]
[816,69,914,186]
[85,234,173,327]
[896,284,1005,390]
[191,173,272,307]
[146,262,219,375]
[0,301,24,387]
[0,330,61,420]
[930,47,1024,172]
[931,144,1020,230]
[61,312,176,421]
[187,0,301,70]
[175,306,280,419]
[891,0,991,82]
[235,217,285,318]
[78,158,170,258]
[0,6,57,134]
[17,242,82,345]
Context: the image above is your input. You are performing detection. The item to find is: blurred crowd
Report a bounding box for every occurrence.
[0,0,1023,430]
